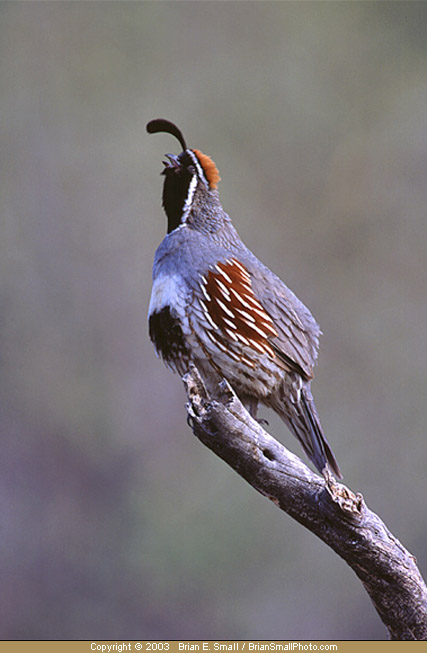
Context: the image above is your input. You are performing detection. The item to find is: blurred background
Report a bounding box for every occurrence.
[1,1,427,640]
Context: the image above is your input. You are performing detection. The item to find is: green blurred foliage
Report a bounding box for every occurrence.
[1,1,427,640]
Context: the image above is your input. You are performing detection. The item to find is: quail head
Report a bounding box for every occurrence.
[147,118,342,479]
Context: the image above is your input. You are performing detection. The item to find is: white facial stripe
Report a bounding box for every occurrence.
[187,150,209,187]
[181,174,198,222]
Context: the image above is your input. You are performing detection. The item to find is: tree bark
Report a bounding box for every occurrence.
[182,365,427,641]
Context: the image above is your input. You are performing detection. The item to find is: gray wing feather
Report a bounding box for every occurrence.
[244,261,321,380]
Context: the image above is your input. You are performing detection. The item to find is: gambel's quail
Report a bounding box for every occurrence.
[147,119,342,479]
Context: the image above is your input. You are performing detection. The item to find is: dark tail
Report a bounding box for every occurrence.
[268,385,342,479]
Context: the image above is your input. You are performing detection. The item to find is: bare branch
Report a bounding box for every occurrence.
[183,365,427,641]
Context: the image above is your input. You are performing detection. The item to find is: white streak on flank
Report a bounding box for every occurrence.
[215,278,231,299]
[245,321,271,340]
[199,298,220,330]
[231,258,251,279]
[225,328,239,342]
[250,305,271,319]
[207,331,241,362]
[235,332,251,347]
[200,277,210,301]
[263,313,276,325]
[238,297,277,335]
[223,317,237,330]
[226,348,241,362]
[263,324,279,337]
[241,355,256,369]
[235,307,255,323]
[229,287,253,310]
[207,330,228,352]
[248,338,268,355]
[215,297,235,319]
[239,291,262,309]
[215,264,232,284]
[249,309,277,335]
[264,344,276,358]
[258,319,278,336]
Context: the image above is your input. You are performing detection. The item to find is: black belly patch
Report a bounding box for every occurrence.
[149,306,189,368]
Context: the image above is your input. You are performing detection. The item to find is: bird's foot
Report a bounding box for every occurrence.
[323,467,364,518]
[257,417,269,427]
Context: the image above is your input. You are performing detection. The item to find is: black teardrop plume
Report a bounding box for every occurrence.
[146,119,187,151]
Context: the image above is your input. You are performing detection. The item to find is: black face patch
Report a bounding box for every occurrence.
[162,154,196,233]
[149,306,189,368]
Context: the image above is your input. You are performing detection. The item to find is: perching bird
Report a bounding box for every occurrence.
[147,119,342,479]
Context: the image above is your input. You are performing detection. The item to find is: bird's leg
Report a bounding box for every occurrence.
[240,395,269,426]
[240,394,258,418]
